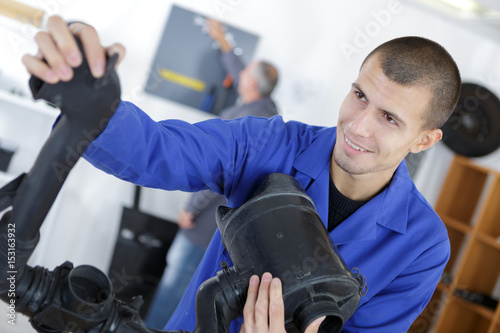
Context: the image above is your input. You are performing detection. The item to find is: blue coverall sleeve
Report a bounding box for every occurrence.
[83,100,298,200]
[83,101,229,194]
[343,239,450,332]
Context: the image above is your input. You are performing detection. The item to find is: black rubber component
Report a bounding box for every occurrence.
[442,82,500,157]
[215,173,365,333]
[0,32,186,331]
[9,36,121,242]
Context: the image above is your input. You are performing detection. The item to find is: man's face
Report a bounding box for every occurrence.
[334,54,434,178]
[238,62,257,95]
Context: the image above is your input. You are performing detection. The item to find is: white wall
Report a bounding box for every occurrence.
[1,0,500,331]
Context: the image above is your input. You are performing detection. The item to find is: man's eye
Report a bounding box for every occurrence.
[355,91,365,100]
[384,113,397,124]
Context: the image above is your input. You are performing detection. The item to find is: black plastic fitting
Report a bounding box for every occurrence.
[215,173,365,333]
[16,36,121,242]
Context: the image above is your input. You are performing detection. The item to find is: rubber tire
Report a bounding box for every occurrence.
[442,82,500,157]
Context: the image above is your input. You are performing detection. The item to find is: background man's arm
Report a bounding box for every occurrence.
[207,19,245,88]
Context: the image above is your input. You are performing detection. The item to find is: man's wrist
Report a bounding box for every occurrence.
[219,41,232,53]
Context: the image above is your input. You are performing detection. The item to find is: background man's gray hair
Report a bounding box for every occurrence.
[252,61,279,97]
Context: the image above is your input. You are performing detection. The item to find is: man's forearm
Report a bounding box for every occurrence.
[218,38,232,53]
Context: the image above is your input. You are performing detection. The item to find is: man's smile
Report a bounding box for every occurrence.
[344,134,371,153]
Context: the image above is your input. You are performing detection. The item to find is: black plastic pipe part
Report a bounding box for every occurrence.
[191,264,253,333]
[0,34,121,321]
[187,173,366,333]
[15,39,121,242]
[0,37,187,333]
[215,173,365,333]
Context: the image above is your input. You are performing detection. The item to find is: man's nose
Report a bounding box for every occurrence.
[349,108,374,137]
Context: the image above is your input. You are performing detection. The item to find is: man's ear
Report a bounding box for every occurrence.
[409,129,443,154]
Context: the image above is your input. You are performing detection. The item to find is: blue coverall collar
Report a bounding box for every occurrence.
[292,127,411,245]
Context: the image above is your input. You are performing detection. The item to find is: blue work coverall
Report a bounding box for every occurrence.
[84,101,450,332]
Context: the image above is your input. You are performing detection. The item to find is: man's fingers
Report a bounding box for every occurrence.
[70,22,106,78]
[106,43,126,68]
[243,275,260,326]
[206,19,224,39]
[46,15,81,68]
[206,18,219,29]
[268,278,285,332]
[22,54,58,83]
[23,15,112,83]
[304,316,326,333]
[34,30,73,81]
[254,272,272,327]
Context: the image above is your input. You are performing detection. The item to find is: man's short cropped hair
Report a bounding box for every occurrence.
[362,36,461,130]
[252,61,279,97]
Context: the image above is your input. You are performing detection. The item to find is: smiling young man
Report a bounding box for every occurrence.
[332,51,447,202]
[23,16,460,332]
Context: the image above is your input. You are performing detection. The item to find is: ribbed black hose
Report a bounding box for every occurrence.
[0,37,190,333]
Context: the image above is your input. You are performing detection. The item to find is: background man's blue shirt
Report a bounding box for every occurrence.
[84,101,450,332]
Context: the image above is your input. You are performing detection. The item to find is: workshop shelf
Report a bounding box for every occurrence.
[409,155,500,333]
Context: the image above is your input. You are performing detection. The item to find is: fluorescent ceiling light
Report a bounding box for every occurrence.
[413,0,500,19]
[440,0,483,12]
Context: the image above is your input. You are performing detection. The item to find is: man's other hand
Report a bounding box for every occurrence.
[177,210,195,229]
[206,18,232,53]
[240,273,325,333]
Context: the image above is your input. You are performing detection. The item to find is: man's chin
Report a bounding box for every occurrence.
[333,154,367,176]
